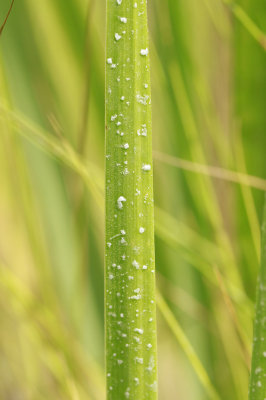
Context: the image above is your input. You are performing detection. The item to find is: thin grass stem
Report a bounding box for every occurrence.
[248,195,266,399]
[105,1,157,398]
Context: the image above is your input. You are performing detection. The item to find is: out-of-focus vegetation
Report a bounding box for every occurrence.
[0,0,265,399]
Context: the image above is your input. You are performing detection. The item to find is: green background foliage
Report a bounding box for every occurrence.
[0,0,265,399]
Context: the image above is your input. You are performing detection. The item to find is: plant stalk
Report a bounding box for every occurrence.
[249,195,266,399]
[105,0,158,399]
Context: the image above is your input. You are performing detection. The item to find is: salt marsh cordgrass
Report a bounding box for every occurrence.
[105,0,157,398]
[248,196,266,399]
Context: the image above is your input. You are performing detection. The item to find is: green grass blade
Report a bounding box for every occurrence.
[223,0,266,51]
[105,1,157,399]
[0,102,103,207]
[153,150,266,191]
[0,0,14,36]
[234,131,261,263]
[1,103,252,311]
[249,195,266,399]
[156,291,220,400]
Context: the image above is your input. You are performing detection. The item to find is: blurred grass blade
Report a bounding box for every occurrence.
[223,0,266,51]
[155,207,251,310]
[105,1,157,399]
[0,103,255,312]
[249,196,266,399]
[0,102,103,207]
[235,130,261,262]
[168,60,243,289]
[0,261,105,400]
[214,266,251,365]
[201,0,230,36]
[0,0,14,36]
[154,150,266,191]
[156,291,220,400]
[0,102,252,310]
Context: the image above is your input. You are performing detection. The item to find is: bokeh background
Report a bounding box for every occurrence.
[0,0,266,399]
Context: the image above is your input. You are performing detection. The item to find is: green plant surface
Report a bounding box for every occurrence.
[105,1,157,399]
[1,0,266,399]
[2,99,264,400]
[223,0,266,50]
[0,0,14,35]
[249,196,266,399]
[156,291,220,400]
[0,102,256,315]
